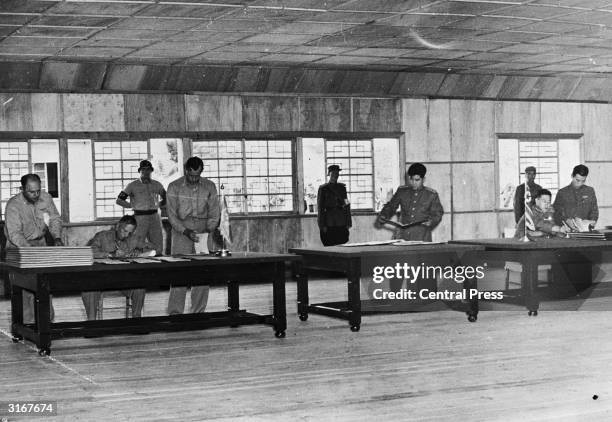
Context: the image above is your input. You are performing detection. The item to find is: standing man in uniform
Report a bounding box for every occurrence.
[513,166,542,223]
[553,164,599,230]
[376,163,443,242]
[317,164,352,246]
[116,160,166,255]
[82,215,155,320]
[166,157,220,315]
[4,174,63,323]
[376,163,444,293]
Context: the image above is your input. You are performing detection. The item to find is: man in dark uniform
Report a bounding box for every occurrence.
[376,163,444,293]
[552,164,599,295]
[553,164,599,230]
[514,189,568,239]
[376,163,443,241]
[317,164,352,246]
[513,166,542,223]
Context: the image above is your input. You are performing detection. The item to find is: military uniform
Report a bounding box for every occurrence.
[118,178,166,255]
[317,182,352,246]
[553,184,598,225]
[4,191,61,323]
[513,182,542,223]
[379,186,444,241]
[81,229,155,320]
[166,176,220,314]
[514,205,559,239]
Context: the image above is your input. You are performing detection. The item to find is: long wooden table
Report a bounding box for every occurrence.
[449,238,612,315]
[2,252,297,356]
[289,243,484,331]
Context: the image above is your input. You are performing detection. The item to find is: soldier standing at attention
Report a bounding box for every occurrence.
[116,160,166,255]
[513,166,542,223]
[317,164,352,246]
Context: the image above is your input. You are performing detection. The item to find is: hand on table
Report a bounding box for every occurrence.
[183,229,199,242]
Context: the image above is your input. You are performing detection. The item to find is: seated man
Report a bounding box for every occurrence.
[515,189,569,239]
[82,215,155,320]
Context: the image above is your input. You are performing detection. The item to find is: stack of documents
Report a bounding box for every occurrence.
[566,230,612,241]
[5,246,94,268]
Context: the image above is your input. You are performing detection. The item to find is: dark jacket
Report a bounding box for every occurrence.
[317,182,352,229]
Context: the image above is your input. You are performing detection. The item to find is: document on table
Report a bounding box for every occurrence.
[392,240,446,246]
[149,256,192,262]
[95,258,130,265]
[342,240,401,247]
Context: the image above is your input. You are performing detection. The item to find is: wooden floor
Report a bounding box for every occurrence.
[2,273,612,421]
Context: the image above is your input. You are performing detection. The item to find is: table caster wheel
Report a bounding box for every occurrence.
[350,325,360,332]
[468,314,477,322]
[528,310,538,316]
[299,313,308,321]
[275,331,286,338]
[38,348,50,356]
[11,335,22,343]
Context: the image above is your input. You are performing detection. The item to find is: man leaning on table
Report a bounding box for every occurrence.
[166,156,220,315]
[4,173,63,323]
[82,214,155,320]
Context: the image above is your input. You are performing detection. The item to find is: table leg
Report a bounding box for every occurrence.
[227,280,240,327]
[462,251,479,322]
[10,273,23,342]
[347,258,361,332]
[273,262,287,338]
[36,277,52,355]
[295,260,309,322]
[522,260,539,316]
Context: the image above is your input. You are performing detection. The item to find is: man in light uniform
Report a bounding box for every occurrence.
[4,174,63,323]
[166,157,220,314]
[116,160,166,255]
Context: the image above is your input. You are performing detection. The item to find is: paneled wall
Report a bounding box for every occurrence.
[1,92,611,250]
[0,92,401,253]
[402,99,612,241]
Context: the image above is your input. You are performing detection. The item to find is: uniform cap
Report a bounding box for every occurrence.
[138,160,154,172]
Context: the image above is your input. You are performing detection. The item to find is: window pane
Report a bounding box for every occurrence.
[0,141,29,217]
[93,140,148,218]
[325,139,374,210]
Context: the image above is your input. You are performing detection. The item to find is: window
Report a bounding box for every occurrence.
[0,141,28,217]
[94,140,148,218]
[302,138,399,213]
[326,140,374,209]
[193,139,293,213]
[498,137,581,209]
[92,139,182,218]
[0,140,61,218]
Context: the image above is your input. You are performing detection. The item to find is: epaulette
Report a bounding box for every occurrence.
[425,187,438,194]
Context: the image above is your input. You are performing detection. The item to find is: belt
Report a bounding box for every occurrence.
[134,209,158,216]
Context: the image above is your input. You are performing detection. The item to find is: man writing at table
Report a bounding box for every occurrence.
[553,164,599,231]
[166,156,220,315]
[4,173,63,323]
[514,189,569,239]
[82,214,155,320]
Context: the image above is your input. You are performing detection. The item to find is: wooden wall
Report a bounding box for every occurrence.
[0,92,401,253]
[2,91,611,250]
[0,92,401,134]
[402,99,612,240]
